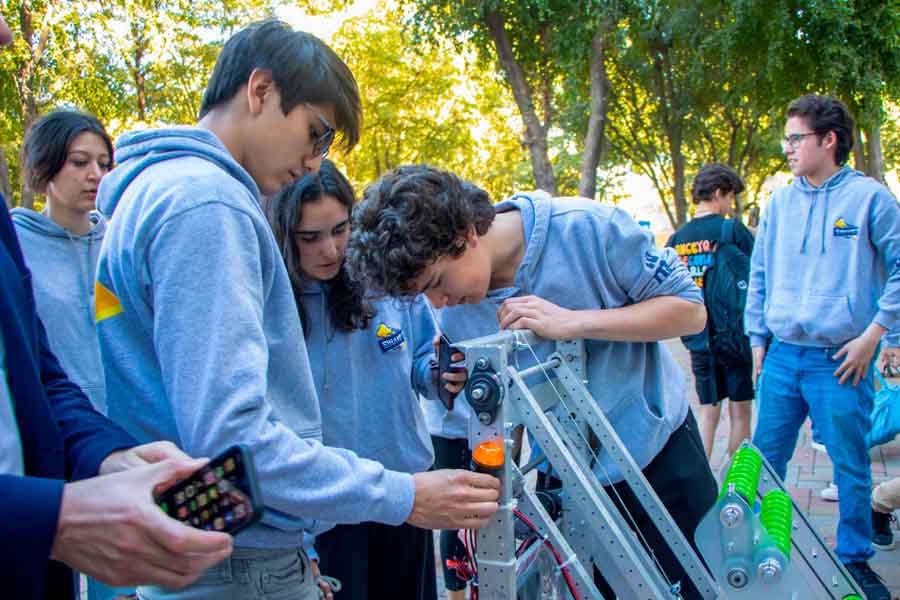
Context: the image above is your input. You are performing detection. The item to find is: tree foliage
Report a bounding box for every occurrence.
[1,0,898,219]
[0,0,281,207]
[330,3,529,200]
[407,0,900,227]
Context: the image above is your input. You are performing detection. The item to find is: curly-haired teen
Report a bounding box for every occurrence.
[746,94,900,600]
[94,21,498,600]
[264,161,458,600]
[347,164,718,599]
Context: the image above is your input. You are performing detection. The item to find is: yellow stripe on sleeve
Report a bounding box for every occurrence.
[95,280,123,322]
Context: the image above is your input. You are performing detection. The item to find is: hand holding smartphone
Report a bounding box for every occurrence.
[155,444,264,536]
[436,335,468,411]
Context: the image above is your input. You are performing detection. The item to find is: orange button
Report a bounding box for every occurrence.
[473,439,505,469]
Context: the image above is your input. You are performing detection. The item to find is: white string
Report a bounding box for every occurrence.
[515,333,674,589]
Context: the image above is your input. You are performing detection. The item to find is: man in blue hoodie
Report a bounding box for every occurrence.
[95,19,499,600]
[0,13,234,600]
[745,94,900,600]
[346,165,718,599]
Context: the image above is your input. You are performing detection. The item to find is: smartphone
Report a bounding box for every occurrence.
[155,444,264,536]
[438,335,463,411]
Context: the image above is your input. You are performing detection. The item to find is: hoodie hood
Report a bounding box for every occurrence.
[10,208,105,240]
[493,190,554,296]
[98,127,259,218]
[792,166,863,254]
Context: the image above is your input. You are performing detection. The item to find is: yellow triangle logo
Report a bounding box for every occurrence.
[376,323,394,338]
[95,280,123,322]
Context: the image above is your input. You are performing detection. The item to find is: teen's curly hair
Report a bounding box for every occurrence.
[264,160,374,333]
[347,165,495,297]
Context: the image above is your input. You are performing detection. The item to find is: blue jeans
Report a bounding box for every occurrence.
[89,578,135,600]
[137,547,317,600]
[753,340,874,563]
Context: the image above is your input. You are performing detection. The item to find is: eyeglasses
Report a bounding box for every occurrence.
[781,132,819,150]
[305,103,335,158]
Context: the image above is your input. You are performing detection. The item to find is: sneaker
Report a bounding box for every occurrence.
[872,509,896,551]
[820,482,839,502]
[845,561,891,600]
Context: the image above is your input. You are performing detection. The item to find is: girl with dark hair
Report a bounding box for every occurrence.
[264,160,456,600]
[11,109,134,600]
[12,108,113,411]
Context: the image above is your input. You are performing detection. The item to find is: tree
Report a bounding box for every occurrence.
[331,4,528,200]
[408,0,619,197]
[0,0,282,206]
[0,0,64,208]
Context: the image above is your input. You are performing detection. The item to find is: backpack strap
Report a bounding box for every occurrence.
[719,218,737,246]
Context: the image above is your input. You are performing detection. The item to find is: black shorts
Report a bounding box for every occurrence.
[689,350,754,406]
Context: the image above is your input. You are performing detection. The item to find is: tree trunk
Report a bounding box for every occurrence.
[130,20,148,122]
[671,139,687,227]
[865,122,885,182]
[16,0,54,209]
[483,8,556,194]
[0,149,11,206]
[852,125,867,174]
[649,38,687,226]
[578,28,610,199]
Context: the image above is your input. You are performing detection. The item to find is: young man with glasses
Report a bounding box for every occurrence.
[95,20,499,600]
[0,14,235,600]
[745,94,900,600]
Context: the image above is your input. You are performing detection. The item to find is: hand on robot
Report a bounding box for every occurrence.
[407,469,500,530]
[431,333,468,398]
[497,295,577,340]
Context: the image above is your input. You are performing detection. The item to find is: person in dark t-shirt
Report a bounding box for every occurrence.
[667,164,754,460]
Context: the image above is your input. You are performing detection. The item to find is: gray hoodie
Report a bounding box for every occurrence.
[11,208,107,412]
[426,192,700,482]
[95,127,414,549]
[745,167,900,348]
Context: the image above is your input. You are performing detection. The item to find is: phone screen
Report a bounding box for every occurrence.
[155,444,264,535]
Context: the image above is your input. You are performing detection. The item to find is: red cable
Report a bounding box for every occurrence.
[513,509,582,600]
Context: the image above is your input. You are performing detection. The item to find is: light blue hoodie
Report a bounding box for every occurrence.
[299,285,437,473]
[11,209,107,412]
[745,167,900,348]
[424,192,701,482]
[95,127,414,550]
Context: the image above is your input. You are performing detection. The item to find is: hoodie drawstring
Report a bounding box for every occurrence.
[801,190,817,254]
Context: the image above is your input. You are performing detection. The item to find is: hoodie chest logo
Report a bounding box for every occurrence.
[833,217,859,239]
[376,323,406,353]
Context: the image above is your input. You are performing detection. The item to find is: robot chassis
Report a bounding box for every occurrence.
[453,329,866,600]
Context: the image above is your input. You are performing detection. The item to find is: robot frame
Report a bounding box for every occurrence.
[450,329,865,600]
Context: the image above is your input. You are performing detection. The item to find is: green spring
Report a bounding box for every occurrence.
[719,446,762,503]
[760,490,793,557]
